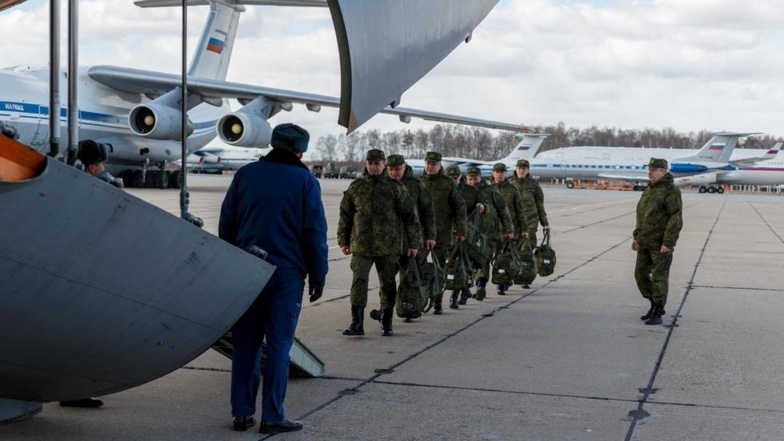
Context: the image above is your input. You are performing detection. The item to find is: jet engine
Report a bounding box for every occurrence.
[129,103,194,140]
[217,113,273,147]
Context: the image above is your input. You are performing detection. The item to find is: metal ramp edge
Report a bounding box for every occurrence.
[211,333,325,378]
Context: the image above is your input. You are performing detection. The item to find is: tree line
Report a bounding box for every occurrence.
[312,122,781,164]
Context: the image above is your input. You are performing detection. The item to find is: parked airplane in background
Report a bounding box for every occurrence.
[528,132,767,185]
[675,143,784,193]
[0,0,521,189]
[406,133,548,176]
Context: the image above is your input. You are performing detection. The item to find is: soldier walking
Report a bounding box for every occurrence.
[338,149,422,336]
[447,165,483,306]
[491,163,528,295]
[466,167,514,300]
[422,152,467,314]
[511,159,550,288]
[632,158,683,325]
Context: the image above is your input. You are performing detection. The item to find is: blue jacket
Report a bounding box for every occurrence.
[219,149,328,287]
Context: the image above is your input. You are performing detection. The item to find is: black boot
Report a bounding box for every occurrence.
[640,299,655,321]
[449,290,459,309]
[496,283,506,295]
[343,306,365,336]
[433,296,443,315]
[475,279,487,301]
[381,308,394,336]
[458,288,470,305]
[645,305,665,325]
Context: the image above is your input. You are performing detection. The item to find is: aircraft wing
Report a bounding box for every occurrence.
[596,171,649,181]
[87,66,524,132]
[326,0,500,132]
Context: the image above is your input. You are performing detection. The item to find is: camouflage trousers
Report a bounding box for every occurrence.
[634,247,674,307]
[431,245,451,300]
[350,254,399,309]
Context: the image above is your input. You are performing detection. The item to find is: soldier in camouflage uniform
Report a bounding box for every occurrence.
[386,154,437,318]
[338,149,423,337]
[632,158,683,326]
[421,152,467,314]
[491,163,528,295]
[511,158,550,288]
[467,166,514,300]
[447,165,483,306]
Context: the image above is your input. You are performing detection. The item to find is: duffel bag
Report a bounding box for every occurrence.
[396,257,428,320]
[535,230,556,277]
[419,251,442,313]
[464,209,492,268]
[513,238,537,286]
[491,238,522,286]
[444,242,472,291]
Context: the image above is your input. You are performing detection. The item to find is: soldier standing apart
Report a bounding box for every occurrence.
[77,139,124,188]
[466,166,514,300]
[422,152,467,314]
[491,163,528,295]
[511,159,550,288]
[632,158,683,326]
[219,123,328,434]
[339,149,422,336]
[447,165,482,305]
[385,154,436,323]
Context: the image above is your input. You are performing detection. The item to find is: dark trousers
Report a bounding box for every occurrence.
[230,273,304,423]
[634,247,674,306]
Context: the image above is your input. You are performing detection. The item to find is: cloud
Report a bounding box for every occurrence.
[2,0,783,148]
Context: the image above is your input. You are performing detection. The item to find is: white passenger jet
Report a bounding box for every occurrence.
[527,132,773,185]
[675,143,784,192]
[0,0,520,188]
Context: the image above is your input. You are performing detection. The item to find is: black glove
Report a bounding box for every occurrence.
[308,285,324,303]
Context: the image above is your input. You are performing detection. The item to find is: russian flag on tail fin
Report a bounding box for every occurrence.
[709,143,725,151]
[206,37,225,54]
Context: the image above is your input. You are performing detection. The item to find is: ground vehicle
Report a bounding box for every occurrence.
[311,164,324,178]
[339,166,358,179]
[323,163,339,179]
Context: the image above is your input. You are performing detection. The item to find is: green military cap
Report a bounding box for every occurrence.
[516,159,530,168]
[466,166,481,176]
[425,151,442,162]
[493,162,507,172]
[649,158,668,169]
[386,154,405,167]
[446,165,461,177]
[366,148,386,161]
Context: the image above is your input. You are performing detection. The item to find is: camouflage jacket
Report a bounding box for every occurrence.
[458,181,481,214]
[511,175,548,231]
[633,173,683,249]
[476,180,514,241]
[338,173,422,256]
[400,165,436,249]
[422,169,467,247]
[492,180,528,236]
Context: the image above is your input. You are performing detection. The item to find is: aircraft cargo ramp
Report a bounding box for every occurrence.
[0,136,322,424]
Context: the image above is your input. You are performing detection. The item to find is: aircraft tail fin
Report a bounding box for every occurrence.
[136,0,244,81]
[500,134,548,162]
[678,132,758,164]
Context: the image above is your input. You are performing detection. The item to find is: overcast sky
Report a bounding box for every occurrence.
[2,0,784,154]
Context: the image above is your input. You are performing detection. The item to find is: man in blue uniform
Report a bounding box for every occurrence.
[219,123,328,434]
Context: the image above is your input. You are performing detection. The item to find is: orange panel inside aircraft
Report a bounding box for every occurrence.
[0,135,46,182]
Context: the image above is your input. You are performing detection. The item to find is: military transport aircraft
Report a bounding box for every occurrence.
[0,0,519,188]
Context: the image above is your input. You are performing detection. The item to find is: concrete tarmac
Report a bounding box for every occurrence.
[3,175,784,441]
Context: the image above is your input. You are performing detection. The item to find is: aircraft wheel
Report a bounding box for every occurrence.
[717,187,725,194]
[706,186,716,193]
[153,170,169,189]
[170,170,183,189]
[698,186,707,193]
[565,181,575,189]
[145,171,158,188]
[120,170,135,188]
